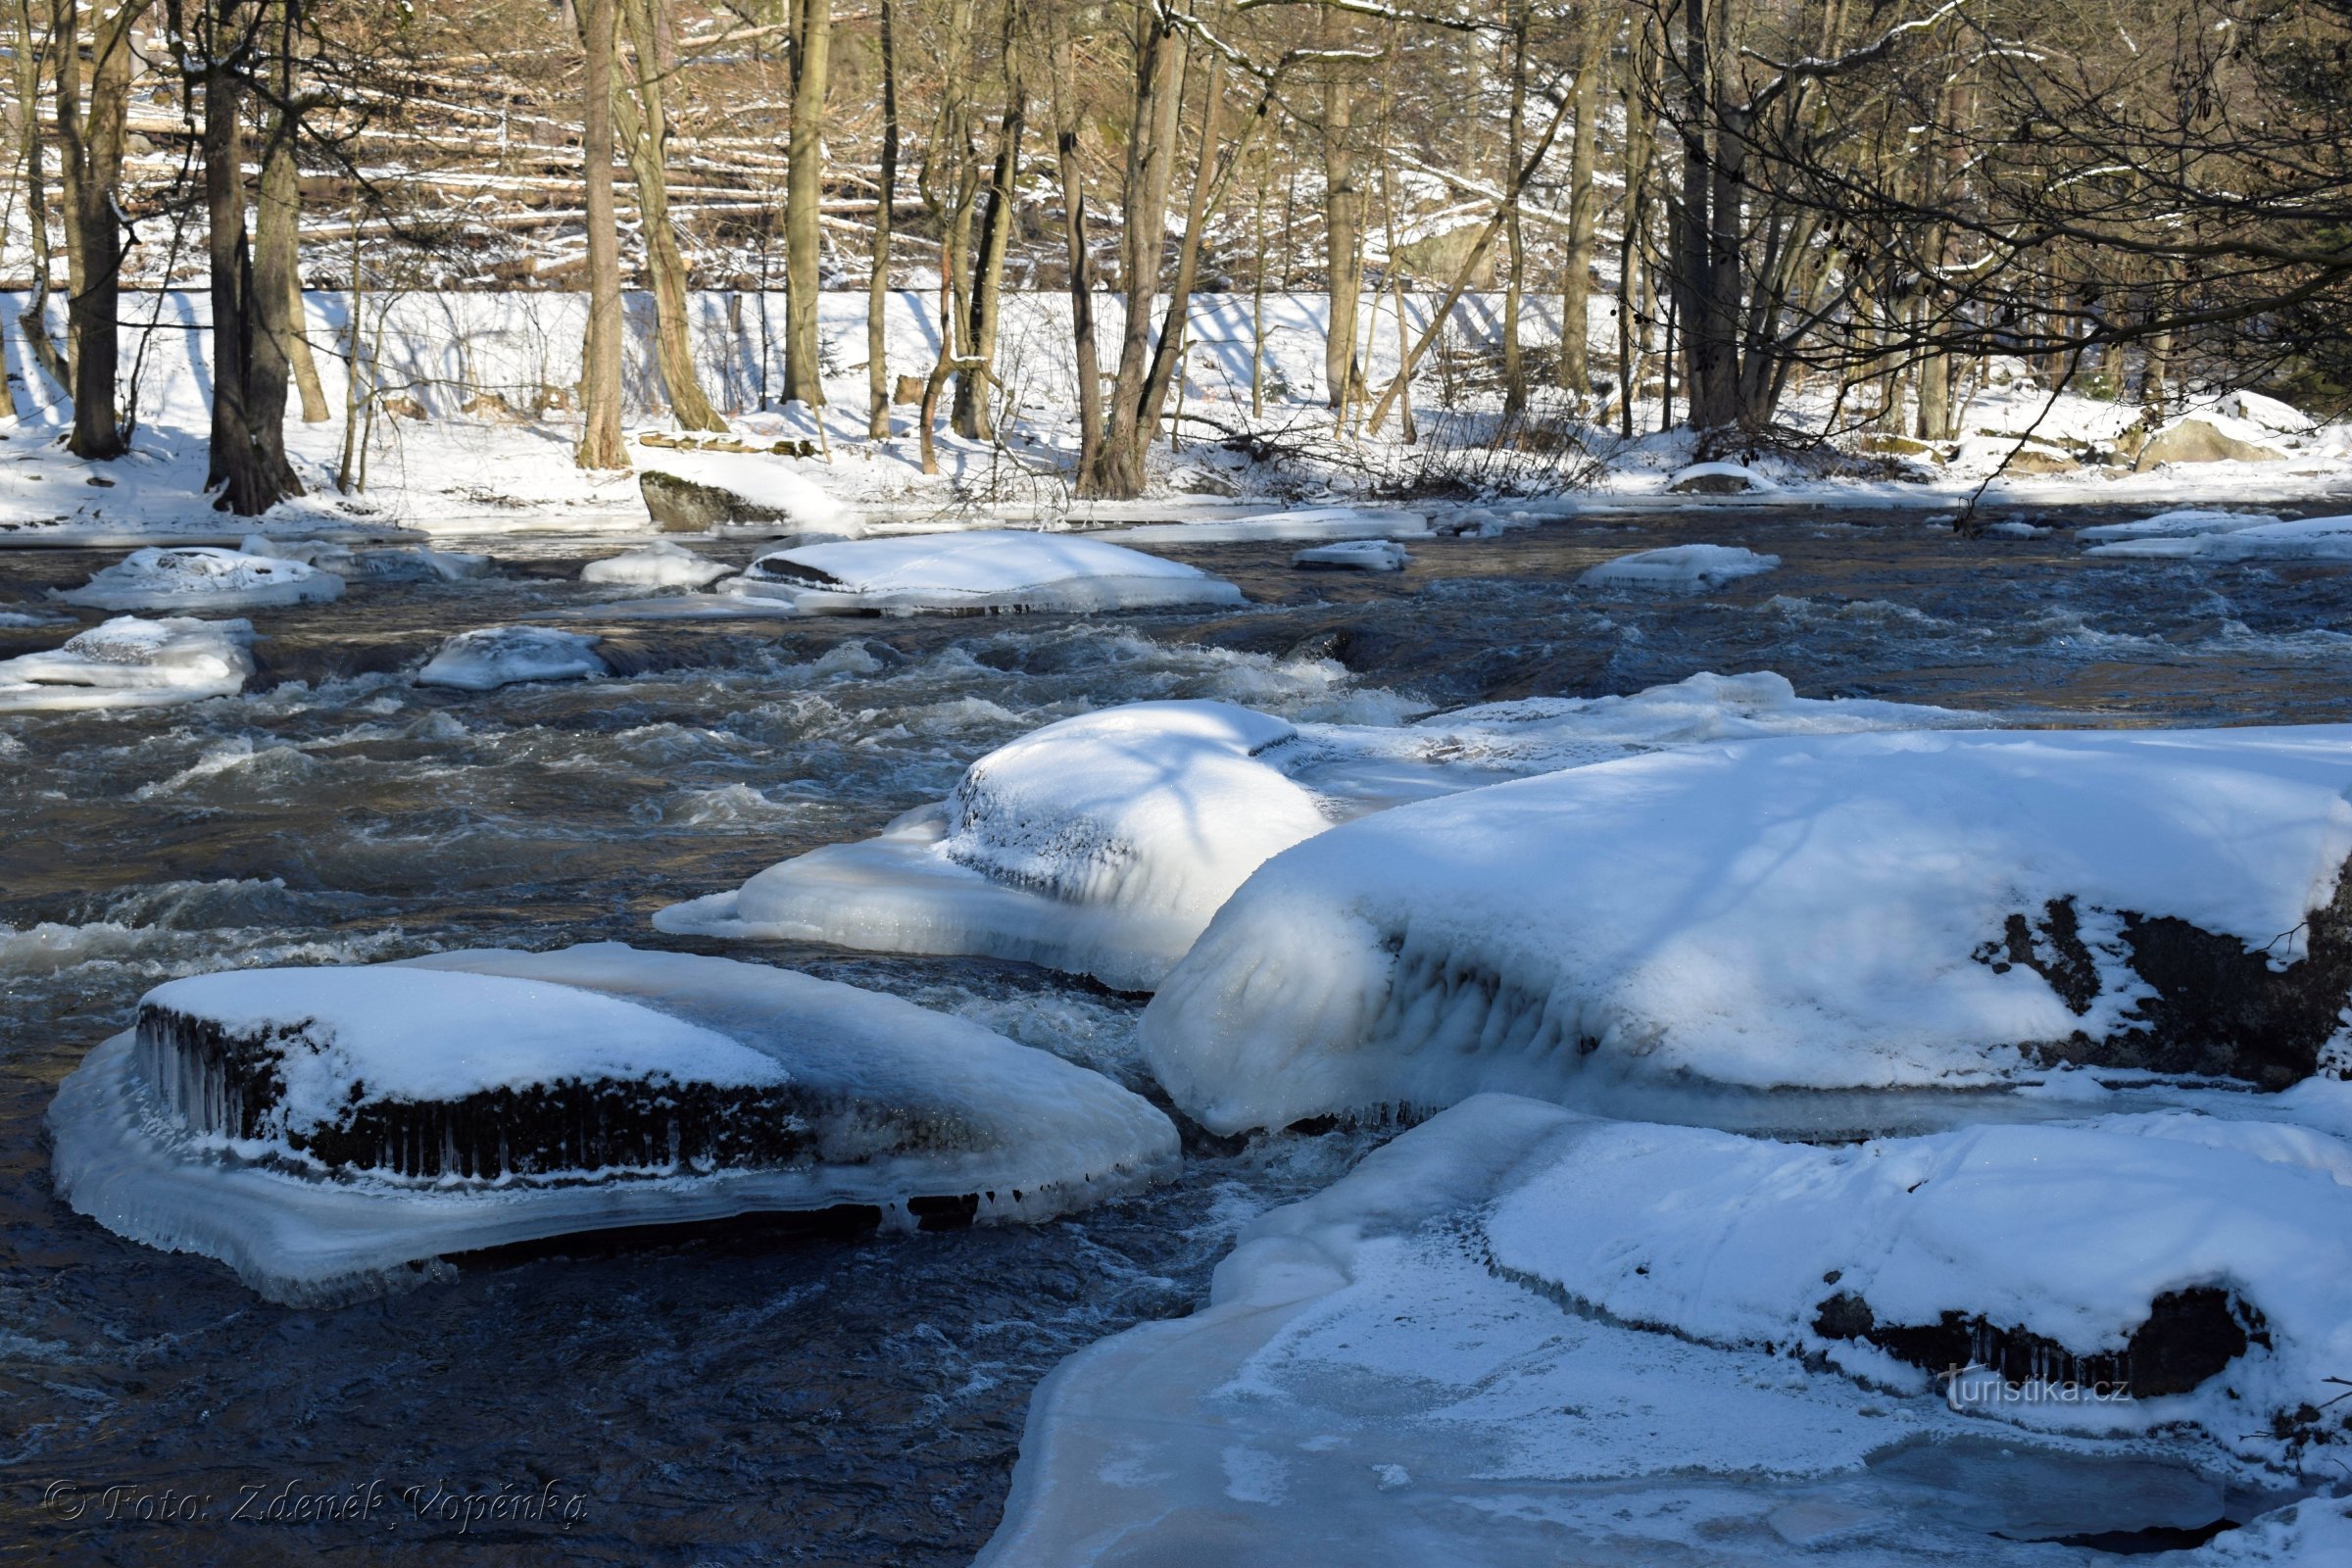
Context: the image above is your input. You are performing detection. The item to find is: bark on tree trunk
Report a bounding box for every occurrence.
[1052,31,1103,484]
[245,71,303,503]
[864,0,898,439]
[1559,3,1609,400]
[57,0,145,459]
[1082,5,1182,500]
[954,12,1024,443]
[618,0,725,430]
[11,0,71,401]
[1133,54,1223,451]
[577,0,629,468]
[781,0,832,408]
[1318,8,1361,413]
[1499,0,1528,414]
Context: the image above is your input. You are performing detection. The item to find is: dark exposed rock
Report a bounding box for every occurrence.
[639,469,804,536]
[1813,1285,2260,1398]
[1974,868,2352,1087]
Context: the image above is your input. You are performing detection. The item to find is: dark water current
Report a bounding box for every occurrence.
[4,500,2350,1564]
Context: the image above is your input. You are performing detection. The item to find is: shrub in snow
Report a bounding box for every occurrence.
[1292,540,1409,571]
[1142,726,2352,1134]
[47,945,1180,1302]
[0,615,255,711]
[1577,543,1780,590]
[56,546,343,612]
[416,626,610,690]
[580,539,732,588]
[727,530,1244,616]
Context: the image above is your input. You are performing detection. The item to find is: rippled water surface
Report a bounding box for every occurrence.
[5,502,2351,1564]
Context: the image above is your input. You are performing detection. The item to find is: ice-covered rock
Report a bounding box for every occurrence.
[580,538,732,588]
[1292,540,1409,572]
[660,676,1985,992]
[55,546,343,612]
[47,944,1181,1302]
[416,626,610,690]
[2088,514,2352,563]
[637,452,859,539]
[0,615,255,711]
[981,1093,2317,1566]
[1143,726,2352,1133]
[1578,543,1780,590]
[726,530,1243,616]
[2078,509,2284,544]
[1666,461,1775,494]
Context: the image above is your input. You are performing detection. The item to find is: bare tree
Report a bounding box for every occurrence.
[781,0,831,408]
[616,0,725,430]
[864,0,900,440]
[577,0,628,468]
[56,0,148,459]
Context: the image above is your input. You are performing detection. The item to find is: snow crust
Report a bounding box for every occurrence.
[1293,540,1410,571]
[659,675,1982,992]
[727,530,1243,615]
[1143,725,2352,1132]
[55,546,344,612]
[580,539,732,588]
[1578,543,1781,589]
[0,615,255,710]
[982,1093,2316,1566]
[47,945,1181,1302]
[416,626,610,690]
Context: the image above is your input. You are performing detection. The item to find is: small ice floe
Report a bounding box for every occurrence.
[0,615,255,711]
[725,530,1242,615]
[55,546,343,612]
[46,944,1180,1303]
[416,626,610,691]
[1578,543,1780,590]
[240,534,490,583]
[2078,509,2284,545]
[1096,506,1433,546]
[1142,725,2352,1133]
[660,677,1984,992]
[580,539,733,589]
[1666,461,1776,495]
[979,1091,2352,1565]
[2088,513,2352,563]
[1292,540,1409,572]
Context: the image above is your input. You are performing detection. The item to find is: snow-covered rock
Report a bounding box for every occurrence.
[1578,543,1780,590]
[659,676,1984,992]
[2134,416,2291,470]
[1142,726,2352,1133]
[47,944,1181,1302]
[981,1092,2318,1566]
[2088,514,2352,563]
[416,626,610,690]
[0,615,255,711]
[1666,461,1775,494]
[580,538,733,588]
[636,451,859,539]
[2216,390,2319,436]
[54,546,343,612]
[1292,540,1409,572]
[726,530,1244,616]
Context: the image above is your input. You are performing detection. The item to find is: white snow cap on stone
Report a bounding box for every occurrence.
[728,530,1243,615]
[417,626,609,690]
[581,539,733,588]
[0,615,256,711]
[1578,543,1781,590]
[56,546,343,612]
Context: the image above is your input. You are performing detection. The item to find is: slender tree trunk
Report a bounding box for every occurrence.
[12,0,70,399]
[954,8,1024,442]
[1082,5,1182,499]
[1499,0,1528,414]
[201,31,263,510]
[245,24,303,504]
[1052,30,1103,483]
[57,0,145,458]
[1559,3,1609,399]
[1319,8,1360,412]
[1134,54,1223,450]
[618,0,725,429]
[781,0,831,407]
[577,0,628,468]
[864,0,898,439]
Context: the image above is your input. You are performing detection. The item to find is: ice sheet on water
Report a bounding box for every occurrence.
[0,615,254,711]
[2088,514,2352,562]
[2077,509,2285,544]
[659,675,1987,992]
[1142,725,2352,1132]
[726,530,1242,615]
[1292,540,1409,571]
[1095,506,1434,546]
[55,546,343,611]
[47,944,1181,1302]
[416,625,610,690]
[980,1093,2311,1566]
[1578,543,1781,589]
[579,538,733,588]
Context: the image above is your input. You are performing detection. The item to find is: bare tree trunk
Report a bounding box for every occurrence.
[11,0,70,400]
[1616,21,1657,438]
[1319,7,1360,412]
[916,0,977,476]
[617,0,725,429]
[1082,4,1182,499]
[57,0,145,459]
[1134,53,1223,449]
[954,7,1025,442]
[781,0,831,408]
[1499,0,1528,414]
[1559,3,1609,400]
[1052,28,1103,483]
[245,14,303,505]
[200,22,267,512]
[864,0,898,440]
[577,0,628,468]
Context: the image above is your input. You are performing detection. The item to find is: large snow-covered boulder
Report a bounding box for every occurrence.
[55,546,343,612]
[2216,389,2319,435]
[580,539,732,588]
[416,626,611,690]
[726,530,1244,616]
[2133,416,2291,470]
[981,1092,2335,1565]
[1666,461,1775,495]
[659,678,1984,992]
[1143,726,2352,1133]
[637,451,859,540]
[1577,543,1780,590]
[47,945,1180,1302]
[0,615,255,711]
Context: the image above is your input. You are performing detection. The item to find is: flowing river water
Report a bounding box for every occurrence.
[4,501,2351,1564]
